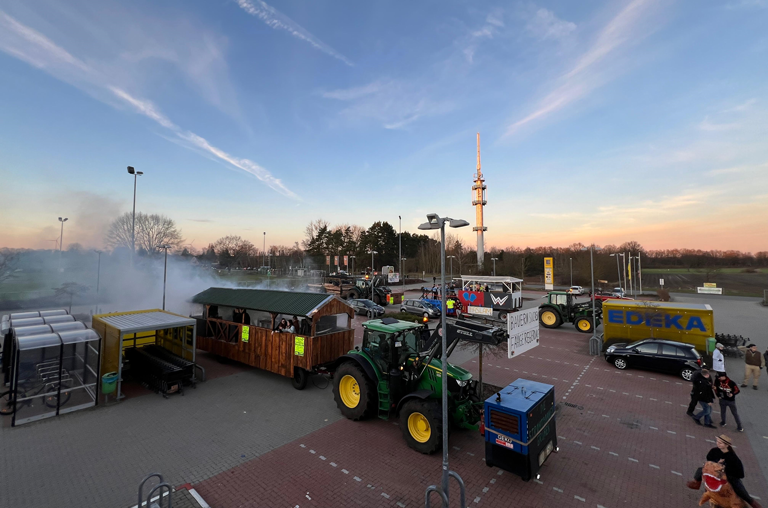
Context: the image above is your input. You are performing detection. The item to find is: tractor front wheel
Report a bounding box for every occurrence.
[333,362,376,420]
[399,398,442,454]
[539,309,562,329]
[574,317,593,333]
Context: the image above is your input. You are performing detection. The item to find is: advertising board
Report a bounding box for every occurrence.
[507,308,540,358]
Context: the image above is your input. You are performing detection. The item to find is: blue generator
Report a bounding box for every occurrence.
[484,379,558,481]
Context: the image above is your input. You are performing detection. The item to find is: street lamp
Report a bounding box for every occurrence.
[418,213,469,506]
[58,217,68,253]
[582,245,602,349]
[569,257,573,287]
[94,250,103,294]
[447,256,457,280]
[161,245,171,310]
[369,250,377,273]
[401,257,407,290]
[349,255,356,274]
[491,257,498,277]
[262,232,266,268]
[127,166,143,256]
[610,253,625,293]
[399,215,402,287]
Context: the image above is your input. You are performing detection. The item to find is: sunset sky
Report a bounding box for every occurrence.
[0,0,766,253]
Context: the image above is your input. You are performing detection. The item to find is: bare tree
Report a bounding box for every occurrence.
[105,212,183,254]
[302,219,330,249]
[0,249,18,285]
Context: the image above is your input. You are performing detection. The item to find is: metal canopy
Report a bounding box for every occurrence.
[17,333,60,350]
[458,275,523,284]
[191,287,335,317]
[95,311,196,335]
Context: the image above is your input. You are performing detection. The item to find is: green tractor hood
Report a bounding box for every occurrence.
[424,358,473,382]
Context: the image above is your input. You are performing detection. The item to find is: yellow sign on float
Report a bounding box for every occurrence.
[241,326,250,343]
[294,336,305,356]
[544,257,554,291]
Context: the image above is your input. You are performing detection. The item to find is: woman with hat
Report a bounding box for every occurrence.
[687,434,761,508]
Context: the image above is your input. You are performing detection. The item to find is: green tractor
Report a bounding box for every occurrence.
[538,291,601,333]
[331,317,504,453]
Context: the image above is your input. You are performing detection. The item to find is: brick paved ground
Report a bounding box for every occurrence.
[193,326,768,508]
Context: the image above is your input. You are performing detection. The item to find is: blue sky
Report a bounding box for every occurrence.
[0,0,766,252]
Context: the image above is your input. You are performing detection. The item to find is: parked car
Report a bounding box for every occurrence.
[604,339,702,380]
[349,299,385,318]
[567,286,584,295]
[612,287,626,297]
[400,299,441,318]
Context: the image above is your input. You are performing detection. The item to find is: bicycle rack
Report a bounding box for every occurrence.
[138,473,172,508]
[424,470,467,508]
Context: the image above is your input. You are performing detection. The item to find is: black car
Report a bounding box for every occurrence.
[349,299,385,318]
[604,339,702,380]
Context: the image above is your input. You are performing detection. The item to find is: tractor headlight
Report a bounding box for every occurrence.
[456,379,468,387]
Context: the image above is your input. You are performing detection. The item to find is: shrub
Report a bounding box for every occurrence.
[657,289,671,302]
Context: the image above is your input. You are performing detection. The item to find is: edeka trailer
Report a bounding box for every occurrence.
[602,300,714,352]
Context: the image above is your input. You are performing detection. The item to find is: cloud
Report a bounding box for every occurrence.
[724,98,757,112]
[525,8,576,40]
[320,79,453,129]
[505,0,661,136]
[698,116,740,132]
[0,10,298,199]
[235,0,353,66]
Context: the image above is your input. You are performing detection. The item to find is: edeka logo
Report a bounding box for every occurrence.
[606,310,708,332]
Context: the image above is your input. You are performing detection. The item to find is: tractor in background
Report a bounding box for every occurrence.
[538,291,601,333]
[330,317,505,454]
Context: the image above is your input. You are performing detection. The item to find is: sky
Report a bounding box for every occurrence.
[0,0,766,253]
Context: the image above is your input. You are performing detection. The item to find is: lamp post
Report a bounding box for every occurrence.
[401,257,407,290]
[447,256,456,280]
[58,217,68,253]
[349,255,356,275]
[94,250,103,294]
[491,257,498,276]
[610,253,621,291]
[419,213,469,507]
[582,245,601,345]
[370,250,377,273]
[127,167,143,256]
[262,232,266,268]
[161,245,171,310]
[399,215,402,286]
[569,257,573,287]
[635,254,642,294]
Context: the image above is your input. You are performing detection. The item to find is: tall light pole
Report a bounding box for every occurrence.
[127,167,143,256]
[349,255,356,275]
[582,245,601,340]
[95,250,103,294]
[569,257,573,287]
[370,250,377,273]
[262,232,266,268]
[58,217,68,253]
[610,253,621,291]
[419,213,469,506]
[399,215,402,285]
[447,256,456,280]
[161,245,171,310]
[635,254,643,294]
[401,257,406,290]
[491,257,498,276]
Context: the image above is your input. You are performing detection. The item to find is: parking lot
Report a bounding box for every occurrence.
[1,290,766,508]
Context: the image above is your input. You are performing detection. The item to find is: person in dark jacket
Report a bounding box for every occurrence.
[715,372,743,432]
[691,368,717,428]
[687,369,711,416]
[688,434,762,508]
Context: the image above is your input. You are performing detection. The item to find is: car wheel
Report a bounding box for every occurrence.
[367,310,373,319]
[680,368,695,381]
[613,357,628,370]
[400,307,406,313]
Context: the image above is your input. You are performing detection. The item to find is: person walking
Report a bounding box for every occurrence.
[712,342,725,375]
[687,434,762,508]
[688,368,713,417]
[715,372,743,432]
[691,368,717,428]
[740,343,765,390]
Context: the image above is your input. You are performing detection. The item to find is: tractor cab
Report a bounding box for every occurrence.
[360,318,429,377]
[546,291,574,311]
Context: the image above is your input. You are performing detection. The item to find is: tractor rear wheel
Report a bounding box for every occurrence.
[539,308,562,329]
[574,317,593,333]
[333,362,376,420]
[400,398,442,454]
[347,288,361,300]
[374,294,383,306]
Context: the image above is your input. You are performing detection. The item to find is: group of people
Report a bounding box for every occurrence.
[276,316,302,334]
[685,341,765,507]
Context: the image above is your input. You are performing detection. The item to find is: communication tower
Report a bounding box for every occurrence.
[472,133,487,268]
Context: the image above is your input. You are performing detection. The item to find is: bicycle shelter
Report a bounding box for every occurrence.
[8,328,101,426]
[91,309,197,400]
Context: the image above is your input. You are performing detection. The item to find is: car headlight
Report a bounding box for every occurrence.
[456,379,468,387]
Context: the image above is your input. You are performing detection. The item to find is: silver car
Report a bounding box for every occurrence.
[400,299,441,318]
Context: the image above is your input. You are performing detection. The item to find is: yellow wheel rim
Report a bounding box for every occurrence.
[408,412,431,443]
[578,320,591,331]
[541,311,557,326]
[339,375,360,408]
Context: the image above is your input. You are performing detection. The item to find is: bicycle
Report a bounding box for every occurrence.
[0,367,72,416]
